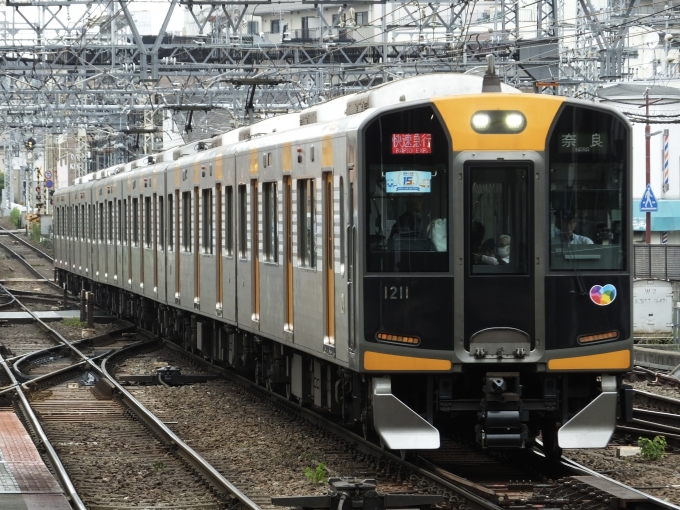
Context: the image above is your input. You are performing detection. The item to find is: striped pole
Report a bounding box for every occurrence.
[663,129,669,192]
[662,231,669,244]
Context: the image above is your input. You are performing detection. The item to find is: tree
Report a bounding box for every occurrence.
[0,171,4,196]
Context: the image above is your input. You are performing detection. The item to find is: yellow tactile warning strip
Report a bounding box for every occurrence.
[0,411,67,499]
[433,93,565,151]
[364,351,452,371]
[547,349,631,371]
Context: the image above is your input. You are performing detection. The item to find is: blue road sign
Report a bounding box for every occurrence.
[45,179,53,188]
[640,184,658,212]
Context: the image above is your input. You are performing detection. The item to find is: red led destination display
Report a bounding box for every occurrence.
[391,133,432,154]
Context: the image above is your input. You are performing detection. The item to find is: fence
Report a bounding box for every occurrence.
[634,244,680,280]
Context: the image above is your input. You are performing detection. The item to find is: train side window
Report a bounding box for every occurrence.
[263,182,278,263]
[548,106,627,271]
[202,188,213,254]
[133,198,139,247]
[159,196,164,250]
[123,200,129,245]
[145,196,152,248]
[339,177,345,274]
[81,205,85,241]
[225,186,234,257]
[238,184,247,259]
[298,178,316,268]
[99,203,104,243]
[167,194,174,251]
[182,191,191,252]
[364,106,449,273]
[108,201,113,244]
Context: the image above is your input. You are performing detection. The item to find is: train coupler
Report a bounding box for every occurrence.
[476,372,529,448]
[271,478,443,510]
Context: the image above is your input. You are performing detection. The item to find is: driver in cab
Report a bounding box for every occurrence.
[552,211,593,245]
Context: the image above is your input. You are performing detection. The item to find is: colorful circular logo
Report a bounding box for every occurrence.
[590,284,617,306]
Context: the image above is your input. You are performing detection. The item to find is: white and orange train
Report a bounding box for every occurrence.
[54,71,633,457]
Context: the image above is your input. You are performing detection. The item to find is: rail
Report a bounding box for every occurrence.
[0,226,54,262]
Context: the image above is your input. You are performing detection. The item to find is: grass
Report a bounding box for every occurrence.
[61,317,88,328]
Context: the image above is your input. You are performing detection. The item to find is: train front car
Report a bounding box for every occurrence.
[358,93,632,455]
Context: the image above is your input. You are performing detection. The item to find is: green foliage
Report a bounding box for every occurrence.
[31,223,41,243]
[638,435,667,461]
[10,207,21,228]
[61,317,88,328]
[0,171,4,194]
[153,460,165,473]
[304,463,327,484]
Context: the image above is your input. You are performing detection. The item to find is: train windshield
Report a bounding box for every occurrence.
[364,106,449,273]
[548,105,628,271]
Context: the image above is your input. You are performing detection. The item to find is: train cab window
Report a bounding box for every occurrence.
[182,191,191,252]
[469,165,530,275]
[364,106,449,273]
[298,179,316,268]
[225,186,234,256]
[202,188,213,254]
[548,106,627,271]
[263,182,278,262]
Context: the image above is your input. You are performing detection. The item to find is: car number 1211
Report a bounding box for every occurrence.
[384,286,409,300]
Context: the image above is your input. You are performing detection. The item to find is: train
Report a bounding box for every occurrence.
[54,67,633,458]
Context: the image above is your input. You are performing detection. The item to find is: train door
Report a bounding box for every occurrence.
[222,157,237,323]
[348,167,355,351]
[284,175,293,333]
[323,171,335,350]
[463,162,534,354]
[216,183,223,316]
[251,179,260,322]
[194,186,200,308]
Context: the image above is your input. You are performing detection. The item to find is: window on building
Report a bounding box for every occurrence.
[202,188,213,254]
[247,21,259,34]
[264,182,277,262]
[182,191,191,252]
[270,19,280,33]
[298,179,315,268]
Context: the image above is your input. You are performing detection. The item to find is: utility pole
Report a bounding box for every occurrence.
[645,87,651,244]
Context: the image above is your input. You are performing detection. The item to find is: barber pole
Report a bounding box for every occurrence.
[663,129,669,192]
[662,232,669,244]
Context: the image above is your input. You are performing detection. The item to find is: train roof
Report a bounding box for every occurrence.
[69,73,520,186]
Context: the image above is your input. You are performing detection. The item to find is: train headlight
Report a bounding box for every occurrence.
[471,113,491,131]
[470,111,527,134]
[504,113,526,131]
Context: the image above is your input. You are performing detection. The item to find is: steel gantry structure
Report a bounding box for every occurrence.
[0,0,667,197]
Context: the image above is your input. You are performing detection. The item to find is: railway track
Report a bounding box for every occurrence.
[127,338,680,510]
[3,239,678,510]
[0,226,59,294]
[0,285,263,510]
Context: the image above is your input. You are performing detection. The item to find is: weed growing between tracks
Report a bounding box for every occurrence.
[305,463,327,484]
[638,436,667,461]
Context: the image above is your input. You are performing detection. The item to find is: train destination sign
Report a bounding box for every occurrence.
[557,132,608,154]
[391,133,432,154]
[385,170,431,193]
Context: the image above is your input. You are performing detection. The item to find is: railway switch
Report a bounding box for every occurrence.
[272,478,443,510]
